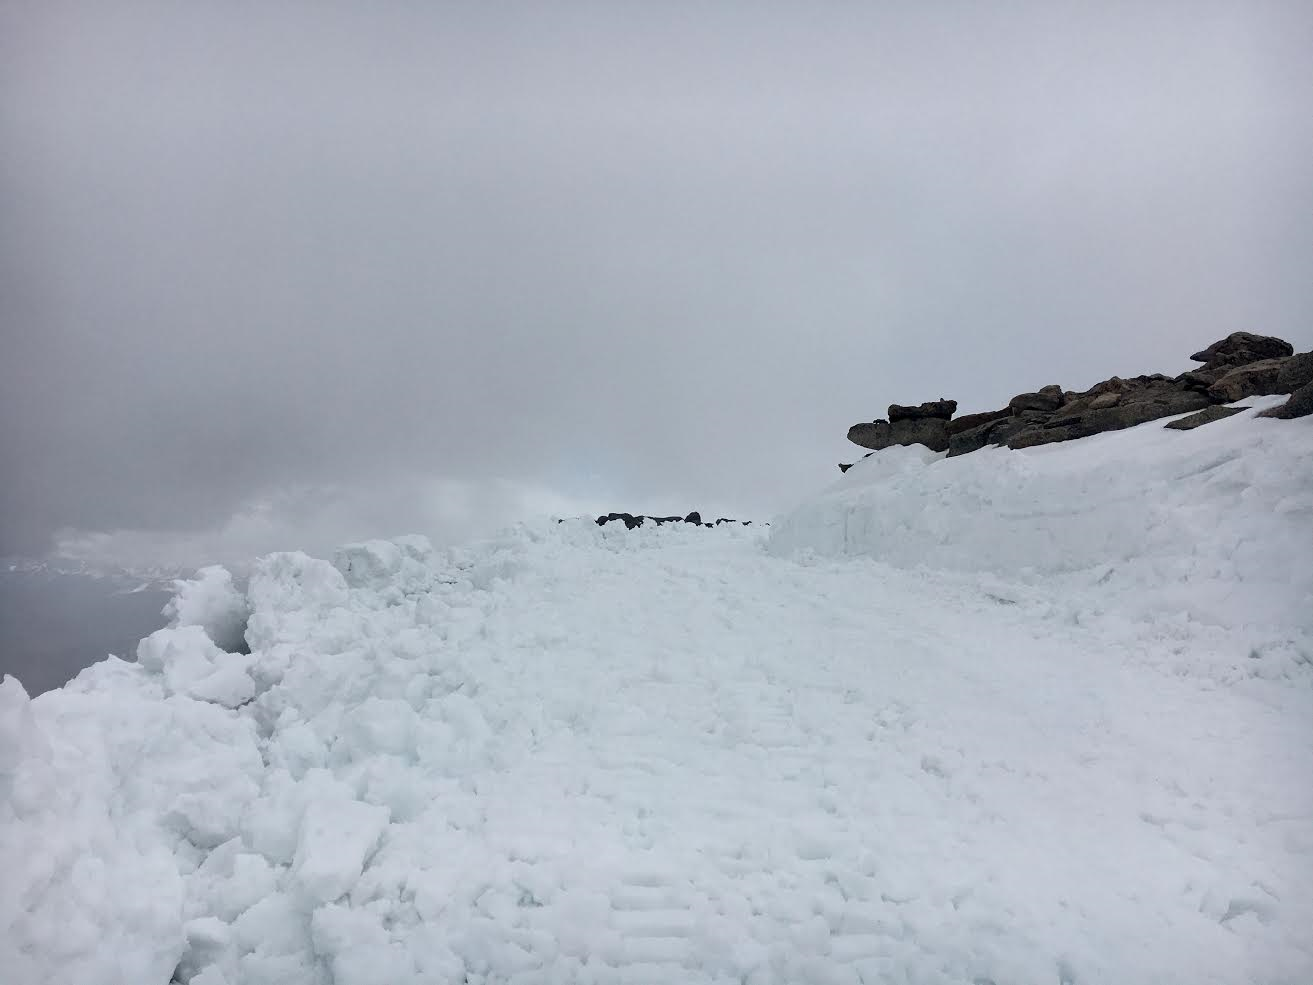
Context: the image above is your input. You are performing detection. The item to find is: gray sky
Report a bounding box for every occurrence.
[3,1,1311,567]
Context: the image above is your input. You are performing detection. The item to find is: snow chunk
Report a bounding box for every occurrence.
[292,798,391,903]
[333,535,436,599]
[244,551,351,652]
[165,565,250,653]
[137,625,256,707]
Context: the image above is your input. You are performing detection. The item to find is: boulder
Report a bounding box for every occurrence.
[1008,426,1080,449]
[848,415,950,453]
[1206,358,1289,402]
[1278,351,1313,392]
[1163,405,1247,430]
[1177,367,1229,392]
[848,420,892,450]
[888,399,957,422]
[889,416,951,452]
[948,407,1009,435]
[1259,379,1313,420]
[1008,384,1065,414]
[1190,332,1293,367]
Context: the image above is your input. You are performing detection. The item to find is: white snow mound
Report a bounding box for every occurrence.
[3,405,1311,985]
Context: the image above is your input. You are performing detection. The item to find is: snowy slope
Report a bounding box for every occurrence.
[3,401,1311,985]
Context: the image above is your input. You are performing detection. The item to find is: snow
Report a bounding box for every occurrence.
[164,565,250,654]
[3,402,1312,985]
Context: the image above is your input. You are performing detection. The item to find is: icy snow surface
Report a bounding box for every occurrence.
[3,401,1311,985]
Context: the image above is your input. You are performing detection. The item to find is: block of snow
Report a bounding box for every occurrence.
[136,625,256,707]
[333,536,436,599]
[291,798,390,903]
[165,565,250,653]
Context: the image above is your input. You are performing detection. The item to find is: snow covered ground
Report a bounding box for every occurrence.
[3,399,1311,985]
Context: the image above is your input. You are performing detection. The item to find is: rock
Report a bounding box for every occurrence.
[1177,367,1229,392]
[1190,332,1293,366]
[888,399,957,422]
[888,416,951,452]
[1259,379,1313,420]
[1008,426,1079,449]
[948,413,1043,457]
[848,420,892,450]
[1206,358,1289,402]
[838,462,852,473]
[597,512,643,529]
[1076,390,1212,432]
[1278,351,1313,392]
[1008,384,1065,414]
[596,511,727,528]
[1163,405,1247,430]
[948,408,1009,435]
[848,415,950,453]
[1087,376,1133,396]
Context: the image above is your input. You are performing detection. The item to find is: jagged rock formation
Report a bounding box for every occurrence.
[594,511,753,529]
[848,399,957,453]
[842,333,1311,469]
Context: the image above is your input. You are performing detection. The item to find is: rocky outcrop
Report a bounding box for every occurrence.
[1008,385,1065,414]
[848,399,956,454]
[1190,332,1293,366]
[594,511,752,529]
[843,332,1306,470]
[1207,359,1289,402]
[1278,351,1313,392]
[889,399,957,421]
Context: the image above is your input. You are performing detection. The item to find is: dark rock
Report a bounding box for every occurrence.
[1008,426,1080,449]
[949,408,1009,435]
[1177,367,1228,392]
[848,415,949,453]
[888,399,957,422]
[838,462,852,473]
[1009,384,1065,414]
[1087,376,1136,396]
[1077,390,1212,432]
[597,512,643,529]
[1259,379,1313,420]
[1206,358,1289,402]
[1190,332,1293,366]
[848,420,892,450]
[1163,405,1247,430]
[888,416,951,452]
[948,414,1041,457]
[596,511,741,529]
[1278,351,1313,393]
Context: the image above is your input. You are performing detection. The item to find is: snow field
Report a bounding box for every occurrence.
[2,401,1311,985]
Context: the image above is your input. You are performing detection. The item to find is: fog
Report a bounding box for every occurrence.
[4,1,1310,568]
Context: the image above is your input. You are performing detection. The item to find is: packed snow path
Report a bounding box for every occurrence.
[3,403,1311,985]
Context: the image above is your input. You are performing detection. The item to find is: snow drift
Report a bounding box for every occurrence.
[3,401,1311,985]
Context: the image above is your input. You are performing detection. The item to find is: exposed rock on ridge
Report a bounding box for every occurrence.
[842,333,1311,469]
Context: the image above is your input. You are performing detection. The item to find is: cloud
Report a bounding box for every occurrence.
[3,1,1310,560]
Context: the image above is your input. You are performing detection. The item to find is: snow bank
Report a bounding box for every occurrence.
[771,398,1313,640]
[4,410,1312,985]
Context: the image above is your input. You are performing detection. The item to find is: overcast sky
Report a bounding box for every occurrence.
[2,1,1310,568]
